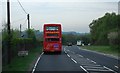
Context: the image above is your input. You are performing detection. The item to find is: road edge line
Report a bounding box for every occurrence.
[32,52,44,73]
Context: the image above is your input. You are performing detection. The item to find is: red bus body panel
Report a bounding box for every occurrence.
[43,24,62,52]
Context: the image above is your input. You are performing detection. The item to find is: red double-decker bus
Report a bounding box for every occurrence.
[43,24,62,53]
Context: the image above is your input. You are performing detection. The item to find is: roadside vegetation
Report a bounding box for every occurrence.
[81,13,120,57]
[3,47,42,71]
[89,13,119,48]
[88,12,119,56]
[81,46,119,57]
[62,33,90,45]
[2,23,43,71]
[62,13,119,57]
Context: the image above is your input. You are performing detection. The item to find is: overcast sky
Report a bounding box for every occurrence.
[1,0,119,33]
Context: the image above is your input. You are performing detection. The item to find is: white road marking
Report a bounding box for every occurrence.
[32,69,35,72]
[87,58,90,61]
[84,66,105,69]
[81,64,101,66]
[71,58,77,64]
[67,54,70,57]
[64,47,67,53]
[67,50,70,52]
[64,51,67,53]
[84,65,102,67]
[77,54,83,57]
[32,52,44,73]
[64,47,66,51]
[91,60,96,64]
[80,66,89,73]
[86,69,110,71]
[115,66,118,68]
[78,55,83,57]
[103,66,117,73]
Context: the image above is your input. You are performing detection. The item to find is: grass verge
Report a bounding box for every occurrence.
[3,47,42,71]
[81,46,119,57]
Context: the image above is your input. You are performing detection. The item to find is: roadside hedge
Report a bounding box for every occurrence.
[2,38,41,66]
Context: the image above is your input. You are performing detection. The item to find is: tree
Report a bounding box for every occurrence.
[89,12,118,45]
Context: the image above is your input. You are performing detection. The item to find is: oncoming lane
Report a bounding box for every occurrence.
[64,45,119,73]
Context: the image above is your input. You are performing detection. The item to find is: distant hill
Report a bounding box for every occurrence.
[62,31,89,35]
[34,31,89,36]
[10,30,89,39]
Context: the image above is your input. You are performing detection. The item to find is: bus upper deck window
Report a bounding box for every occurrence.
[46,26,59,31]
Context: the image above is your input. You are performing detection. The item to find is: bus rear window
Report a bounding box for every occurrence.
[46,26,59,31]
[46,38,59,42]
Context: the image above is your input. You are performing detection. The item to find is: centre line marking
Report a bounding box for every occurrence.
[71,58,77,64]
[78,55,83,57]
[67,54,70,57]
[87,58,90,60]
[64,48,67,53]
[91,60,96,64]
[115,66,118,68]
[65,51,67,53]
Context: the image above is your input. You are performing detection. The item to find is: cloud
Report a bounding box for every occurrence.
[2,0,120,2]
[1,1,118,32]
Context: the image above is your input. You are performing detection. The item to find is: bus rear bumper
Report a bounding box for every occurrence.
[43,49,61,54]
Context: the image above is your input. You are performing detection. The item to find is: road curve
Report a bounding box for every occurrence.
[32,46,119,73]
[65,45,120,73]
[33,46,85,73]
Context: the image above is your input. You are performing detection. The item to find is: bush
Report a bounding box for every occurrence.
[2,29,42,66]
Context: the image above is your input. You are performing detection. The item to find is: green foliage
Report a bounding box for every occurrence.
[2,28,42,66]
[3,47,42,71]
[82,46,119,56]
[11,29,21,39]
[26,29,36,40]
[80,34,91,45]
[62,33,91,45]
[89,12,119,45]
[62,34,78,45]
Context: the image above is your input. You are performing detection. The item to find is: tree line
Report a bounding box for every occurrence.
[89,13,120,48]
[62,33,91,45]
[62,12,120,48]
[2,23,42,66]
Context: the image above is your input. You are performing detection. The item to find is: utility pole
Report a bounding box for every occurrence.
[20,24,22,36]
[27,14,30,29]
[7,0,11,64]
[118,1,120,15]
[27,14,30,38]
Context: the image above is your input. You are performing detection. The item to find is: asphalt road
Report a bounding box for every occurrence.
[32,45,120,73]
